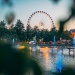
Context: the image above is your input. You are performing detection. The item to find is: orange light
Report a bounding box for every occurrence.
[19,46,25,49]
[42,47,49,50]
[45,47,49,50]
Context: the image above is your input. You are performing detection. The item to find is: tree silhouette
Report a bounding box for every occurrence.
[58,0,75,34]
[14,20,25,41]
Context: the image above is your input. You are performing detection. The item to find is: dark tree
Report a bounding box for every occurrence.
[0,21,7,38]
[14,20,25,41]
[26,24,32,41]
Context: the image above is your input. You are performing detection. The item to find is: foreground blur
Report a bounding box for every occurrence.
[0,41,42,75]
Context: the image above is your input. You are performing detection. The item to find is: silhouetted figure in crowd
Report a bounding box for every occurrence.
[56,50,64,73]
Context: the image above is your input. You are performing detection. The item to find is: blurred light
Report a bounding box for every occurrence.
[2,0,13,7]
[42,47,49,51]
[44,47,49,50]
[14,45,25,50]
[29,47,32,50]
[19,46,25,49]
[5,12,15,24]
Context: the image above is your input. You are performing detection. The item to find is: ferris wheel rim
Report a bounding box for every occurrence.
[27,11,55,30]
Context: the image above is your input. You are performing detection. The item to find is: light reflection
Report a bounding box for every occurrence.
[40,47,50,52]
[40,47,55,70]
[41,47,51,70]
[19,46,25,49]
[43,52,49,66]
[14,45,25,50]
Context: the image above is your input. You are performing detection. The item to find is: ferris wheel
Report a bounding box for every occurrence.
[27,11,55,30]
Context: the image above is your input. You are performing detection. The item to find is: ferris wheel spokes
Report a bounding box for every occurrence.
[27,11,55,31]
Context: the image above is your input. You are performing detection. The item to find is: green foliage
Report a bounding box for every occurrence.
[0,20,7,37]
[61,30,71,40]
[14,20,25,41]
[0,20,6,28]
[0,20,72,42]
[0,42,42,75]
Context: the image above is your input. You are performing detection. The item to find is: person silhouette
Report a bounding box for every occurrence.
[56,50,64,73]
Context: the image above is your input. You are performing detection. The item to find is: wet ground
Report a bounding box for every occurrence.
[30,47,75,75]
